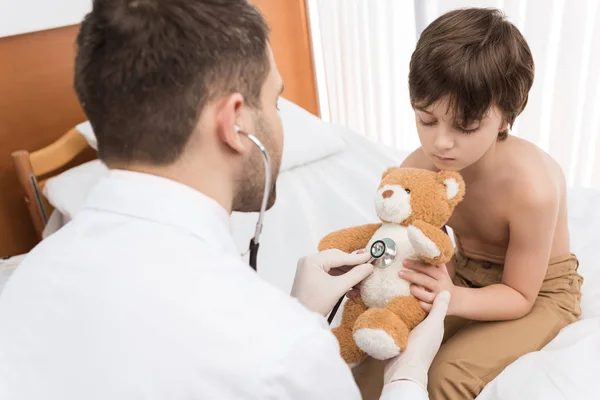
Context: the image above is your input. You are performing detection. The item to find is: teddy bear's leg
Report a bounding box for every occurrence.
[384,295,427,331]
[352,307,409,361]
[352,296,427,360]
[332,297,369,365]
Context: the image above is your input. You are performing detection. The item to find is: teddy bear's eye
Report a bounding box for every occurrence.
[405,188,411,194]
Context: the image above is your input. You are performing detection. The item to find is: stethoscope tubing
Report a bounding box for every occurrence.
[236,126,271,271]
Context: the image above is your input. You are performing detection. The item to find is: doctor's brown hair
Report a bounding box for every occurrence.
[74,0,270,165]
[408,8,534,140]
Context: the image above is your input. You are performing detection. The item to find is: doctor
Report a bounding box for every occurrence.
[0,1,448,399]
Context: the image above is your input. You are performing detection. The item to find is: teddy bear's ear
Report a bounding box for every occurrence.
[436,170,466,206]
[381,167,395,180]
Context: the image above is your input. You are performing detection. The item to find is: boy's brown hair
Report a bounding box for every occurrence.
[74,0,270,165]
[408,8,534,140]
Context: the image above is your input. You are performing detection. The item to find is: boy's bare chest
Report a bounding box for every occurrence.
[447,183,510,249]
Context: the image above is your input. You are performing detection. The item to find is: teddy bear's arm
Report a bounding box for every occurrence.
[318,223,382,253]
[407,220,454,265]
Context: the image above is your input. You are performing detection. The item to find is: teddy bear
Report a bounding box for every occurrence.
[318,166,465,365]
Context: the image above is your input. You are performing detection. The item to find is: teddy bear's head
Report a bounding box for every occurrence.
[374,167,465,227]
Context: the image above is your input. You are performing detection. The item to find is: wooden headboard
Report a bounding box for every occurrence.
[0,0,319,257]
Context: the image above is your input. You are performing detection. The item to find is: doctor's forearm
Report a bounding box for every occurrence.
[452,284,531,321]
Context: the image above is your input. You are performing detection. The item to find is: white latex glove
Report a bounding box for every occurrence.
[290,249,373,316]
[383,290,451,391]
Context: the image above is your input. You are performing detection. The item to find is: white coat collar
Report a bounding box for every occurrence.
[82,169,240,257]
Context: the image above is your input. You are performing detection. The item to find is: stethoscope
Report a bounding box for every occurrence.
[235,125,271,271]
[236,124,399,324]
[327,238,397,324]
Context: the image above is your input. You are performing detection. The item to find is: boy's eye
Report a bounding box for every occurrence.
[456,120,480,134]
[419,119,437,127]
[458,126,479,134]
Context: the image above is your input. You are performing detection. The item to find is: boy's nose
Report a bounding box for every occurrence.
[434,132,454,151]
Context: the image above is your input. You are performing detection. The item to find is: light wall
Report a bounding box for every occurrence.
[0,0,92,38]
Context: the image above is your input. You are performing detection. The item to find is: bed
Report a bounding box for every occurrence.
[2,1,599,399]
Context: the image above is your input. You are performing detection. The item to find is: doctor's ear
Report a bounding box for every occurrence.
[214,93,246,154]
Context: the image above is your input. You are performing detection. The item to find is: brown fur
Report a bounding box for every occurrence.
[320,167,465,369]
[379,167,465,228]
[318,223,382,253]
[331,298,369,364]
[384,295,427,331]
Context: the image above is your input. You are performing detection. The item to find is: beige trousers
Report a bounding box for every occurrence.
[428,252,584,399]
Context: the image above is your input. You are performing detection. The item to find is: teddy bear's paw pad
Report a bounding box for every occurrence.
[353,328,400,360]
[407,225,440,259]
[334,327,368,365]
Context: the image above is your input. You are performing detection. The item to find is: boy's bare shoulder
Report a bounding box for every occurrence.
[501,136,565,208]
[400,148,438,171]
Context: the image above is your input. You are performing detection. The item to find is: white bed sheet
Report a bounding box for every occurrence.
[14,125,600,398]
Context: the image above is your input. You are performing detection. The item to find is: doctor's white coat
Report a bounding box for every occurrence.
[0,170,362,399]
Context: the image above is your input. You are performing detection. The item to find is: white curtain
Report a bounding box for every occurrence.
[308,0,600,190]
[308,0,421,151]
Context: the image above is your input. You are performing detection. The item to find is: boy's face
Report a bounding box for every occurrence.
[414,96,508,171]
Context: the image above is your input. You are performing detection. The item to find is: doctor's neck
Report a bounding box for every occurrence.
[113,151,237,215]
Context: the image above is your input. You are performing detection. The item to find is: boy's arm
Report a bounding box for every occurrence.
[451,183,560,321]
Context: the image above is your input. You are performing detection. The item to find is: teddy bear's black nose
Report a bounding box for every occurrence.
[382,190,394,199]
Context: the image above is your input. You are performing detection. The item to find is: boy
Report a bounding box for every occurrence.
[399,7,584,399]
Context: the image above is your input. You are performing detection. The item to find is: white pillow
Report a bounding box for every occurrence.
[43,159,109,220]
[75,97,346,173]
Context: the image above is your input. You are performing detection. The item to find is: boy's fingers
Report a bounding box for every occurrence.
[419,301,432,312]
[427,291,451,320]
[400,269,437,290]
[402,260,440,277]
[410,284,436,303]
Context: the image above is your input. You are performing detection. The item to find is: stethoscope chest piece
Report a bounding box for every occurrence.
[369,238,397,267]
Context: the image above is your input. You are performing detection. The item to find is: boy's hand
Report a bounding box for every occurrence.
[400,260,456,313]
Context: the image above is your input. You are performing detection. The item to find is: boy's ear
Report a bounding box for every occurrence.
[436,170,466,206]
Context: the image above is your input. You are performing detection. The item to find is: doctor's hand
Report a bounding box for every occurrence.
[383,291,451,392]
[290,249,373,316]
